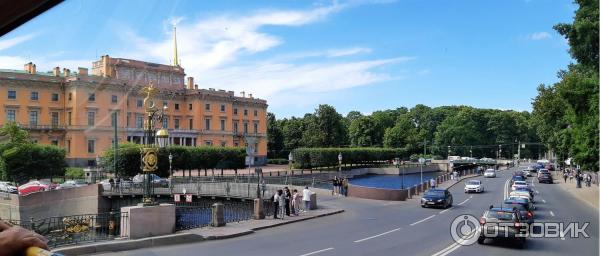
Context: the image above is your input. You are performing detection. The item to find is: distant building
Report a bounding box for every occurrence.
[0,32,268,167]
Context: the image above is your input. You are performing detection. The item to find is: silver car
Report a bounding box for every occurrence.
[0,181,17,193]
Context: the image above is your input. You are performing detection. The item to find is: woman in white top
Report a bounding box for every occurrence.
[273,190,281,219]
[302,186,311,211]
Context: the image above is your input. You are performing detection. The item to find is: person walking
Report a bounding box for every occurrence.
[278,189,286,220]
[430,178,436,188]
[569,170,574,183]
[563,170,568,183]
[302,186,312,212]
[332,176,338,195]
[586,173,592,187]
[342,178,349,196]
[108,178,114,191]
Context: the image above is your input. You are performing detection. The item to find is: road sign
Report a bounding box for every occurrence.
[174,194,181,202]
[185,194,193,202]
[418,158,425,164]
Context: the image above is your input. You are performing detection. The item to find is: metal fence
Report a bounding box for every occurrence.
[7,212,128,248]
[174,200,255,231]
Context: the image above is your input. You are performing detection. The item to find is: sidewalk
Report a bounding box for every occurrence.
[54,205,343,255]
[554,178,599,210]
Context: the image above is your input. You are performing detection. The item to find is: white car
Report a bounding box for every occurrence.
[58,180,88,189]
[522,170,531,177]
[483,169,496,178]
[464,180,484,193]
[0,181,17,193]
[511,180,529,191]
[509,190,533,202]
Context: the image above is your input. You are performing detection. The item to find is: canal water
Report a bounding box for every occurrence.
[349,172,441,189]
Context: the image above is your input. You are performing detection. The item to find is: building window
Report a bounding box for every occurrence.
[205,140,212,146]
[137,99,143,107]
[30,91,38,101]
[112,95,118,103]
[68,93,72,101]
[29,111,38,126]
[163,101,168,108]
[7,90,16,100]
[51,112,59,127]
[162,118,168,129]
[51,140,58,146]
[234,142,239,147]
[175,103,179,110]
[233,108,238,115]
[88,93,95,101]
[67,112,72,125]
[233,122,238,133]
[243,122,248,133]
[244,109,248,116]
[174,118,180,129]
[87,111,95,126]
[220,105,225,112]
[189,119,193,129]
[253,122,258,133]
[52,93,59,101]
[87,140,95,154]
[220,141,226,147]
[136,115,143,128]
[67,140,71,153]
[188,104,192,110]
[254,110,258,116]
[220,119,225,131]
[6,109,16,122]
[254,143,258,153]
[205,118,211,130]
[205,103,210,111]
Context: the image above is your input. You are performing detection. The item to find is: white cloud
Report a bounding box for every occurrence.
[0,33,36,51]
[0,56,29,69]
[529,32,551,40]
[326,47,372,57]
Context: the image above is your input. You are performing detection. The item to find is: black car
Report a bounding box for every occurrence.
[504,198,534,224]
[421,189,453,208]
[478,206,527,248]
[513,171,526,180]
[538,173,553,184]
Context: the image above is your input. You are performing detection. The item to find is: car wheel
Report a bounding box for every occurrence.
[516,238,526,249]
[421,205,425,208]
[477,236,485,244]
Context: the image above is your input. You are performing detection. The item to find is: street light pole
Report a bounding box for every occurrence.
[338,153,343,177]
[168,153,173,191]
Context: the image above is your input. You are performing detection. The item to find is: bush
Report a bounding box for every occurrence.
[1,144,67,183]
[267,158,289,165]
[65,167,84,179]
[102,143,246,177]
[291,147,407,169]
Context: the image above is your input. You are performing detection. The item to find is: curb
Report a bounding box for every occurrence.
[53,209,343,256]
[445,174,482,189]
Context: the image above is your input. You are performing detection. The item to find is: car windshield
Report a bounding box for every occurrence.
[485,170,494,173]
[424,190,444,197]
[514,181,527,185]
[486,211,515,221]
[504,203,527,211]
[512,176,525,181]
[467,181,480,185]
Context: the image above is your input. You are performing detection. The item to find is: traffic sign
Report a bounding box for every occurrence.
[185,194,193,202]
[418,158,425,164]
[174,194,181,202]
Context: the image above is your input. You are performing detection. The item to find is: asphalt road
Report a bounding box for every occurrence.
[98,166,599,256]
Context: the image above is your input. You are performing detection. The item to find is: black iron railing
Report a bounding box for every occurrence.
[7,212,128,248]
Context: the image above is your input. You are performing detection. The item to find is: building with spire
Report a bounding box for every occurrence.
[0,27,268,167]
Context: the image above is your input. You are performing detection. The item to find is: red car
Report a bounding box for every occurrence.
[18,180,56,195]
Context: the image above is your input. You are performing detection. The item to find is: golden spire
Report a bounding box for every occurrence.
[173,26,179,67]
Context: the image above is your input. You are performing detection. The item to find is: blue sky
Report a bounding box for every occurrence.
[0,0,576,118]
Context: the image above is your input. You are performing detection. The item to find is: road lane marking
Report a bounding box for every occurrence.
[503,178,511,199]
[439,207,452,214]
[353,227,402,243]
[410,215,435,226]
[542,199,546,203]
[299,247,334,256]
[431,227,481,256]
[457,197,471,206]
[550,211,555,217]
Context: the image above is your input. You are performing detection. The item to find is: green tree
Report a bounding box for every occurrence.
[267,112,284,156]
[302,105,348,147]
[348,116,382,147]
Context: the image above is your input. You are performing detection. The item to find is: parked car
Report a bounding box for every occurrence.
[464,180,484,193]
[18,180,55,195]
[421,189,453,208]
[538,173,553,184]
[58,180,88,189]
[484,169,496,178]
[133,174,169,188]
[0,181,17,193]
[100,178,133,190]
[478,206,527,248]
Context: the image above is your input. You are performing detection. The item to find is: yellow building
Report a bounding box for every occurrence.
[0,56,268,167]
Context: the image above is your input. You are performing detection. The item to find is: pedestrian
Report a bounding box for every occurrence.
[332,176,338,195]
[342,178,349,196]
[278,189,286,219]
[283,187,291,216]
[569,170,574,183]
[108,178,114,191]
[302,186,312,211]
[430,178,436,188]
[273,189,281,219]
[292,189,301,216]
[586,173,592,187]
[563,170,568,183]
[116,177,121,192]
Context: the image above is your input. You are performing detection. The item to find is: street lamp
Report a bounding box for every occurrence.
[168,153,173,191]
[139,82,168,206]
[288,152,293,175]
[338,152,343,176]
[418,157,425,184]
[394,157,404,189]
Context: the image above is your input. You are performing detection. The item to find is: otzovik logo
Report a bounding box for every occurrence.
[450,214,480,245]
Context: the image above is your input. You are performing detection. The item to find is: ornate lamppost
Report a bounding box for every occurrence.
[140,82,169,206]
